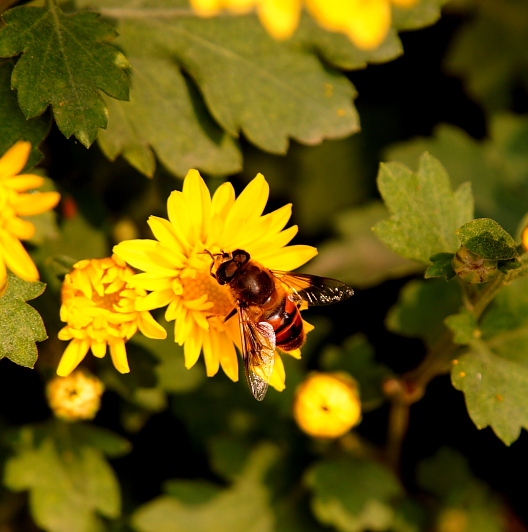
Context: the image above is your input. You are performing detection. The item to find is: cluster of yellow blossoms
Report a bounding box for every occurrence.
[190,0,418,50]
[1,141,361,438]
[0,141,60,295]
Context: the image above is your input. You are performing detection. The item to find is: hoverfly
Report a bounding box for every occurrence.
[205,249,354,401]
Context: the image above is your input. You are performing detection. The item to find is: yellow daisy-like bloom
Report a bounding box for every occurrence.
[293,372,362,438]
[190,0,418,49]
[0,141,61,295]
[57,255,167,377]
[46,369,105,422]
[113,170,317,392]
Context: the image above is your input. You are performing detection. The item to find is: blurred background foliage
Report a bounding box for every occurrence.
[1,0,528,530]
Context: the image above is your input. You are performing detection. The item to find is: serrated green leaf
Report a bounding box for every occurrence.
[384,116,528,233]
[79,2,361,176]
[456,218,518,260]
[132,444,277,532]
[0,3,129,147]
[99,53,241,178]
[373,153,474,263]
[451,277,528,444]
[4,424,121,532]
[307,202,422,288]
[0,60,50,164]
[392,0,445,30]
[386,279,462,347]
[306,457,403,532]
[444,311,478,345]
[0,274,47,368]
[425,252,456,280]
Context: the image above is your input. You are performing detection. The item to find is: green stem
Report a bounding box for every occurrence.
[385,265,528,470]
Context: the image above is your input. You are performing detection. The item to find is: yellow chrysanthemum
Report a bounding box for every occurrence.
[190,0,418,49]
[0,141,61,295]
[46,369,105,422]
[293,372,362,438]
[57,255,167,377]
[113,170,317,392]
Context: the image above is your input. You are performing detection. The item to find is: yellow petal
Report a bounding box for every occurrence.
[127,272,173,291]
[182,169,212,242]
[57,339,90,376]
[0,230,39,281]
[223,174,269,237]
[147,216,184,250]
[109,340,130,373]
[0,141,31,179]
[268,352,286,391]
[138,312,168,339]
[218,330,239,382]
[3,174,45,191]
[12,191,60,216]
[258,244,317,271]
[135,289,175,311]
[113,240,179,276]
[91,341,107,358]
[0,257,7,296]
[202,330,220,377]
[183,325,203,368]
[5,217,36,240]
[258,0,301,40]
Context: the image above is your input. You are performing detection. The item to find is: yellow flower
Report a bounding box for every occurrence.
[0,141,61,295]
[190,0,418,49]
[57,255,167,377]
[113,170,317,392]
[293,372,362,438]
[46,369,105,422]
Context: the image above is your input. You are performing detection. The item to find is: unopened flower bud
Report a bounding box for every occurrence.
[452,246,499,284]
[46,369,104,422]
[293,372,361,438]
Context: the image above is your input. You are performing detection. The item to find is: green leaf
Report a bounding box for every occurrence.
[392,0,445,31]
[307,202,423,288]
[306,457,403,532]
[373,152,474,263]
[0,3,130,147]
[456,218,518,260]
[425,252,456,280]
[444,0,528,112]
[321,334,392,410]
[384,117,528,232]
[0,274,47,368]
[386,279,462,347]
[417,448,504,532]
[77,1,364,176]
[0,60,50,165]
[98,56,242,178]
[132,444,277,532]
[4,424,122,532]
[451,277,528,444]
[69,424,131,458]
[444,311,478,345]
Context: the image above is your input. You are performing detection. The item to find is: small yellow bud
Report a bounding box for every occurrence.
[293,372,361,438]
[46,369,104,422]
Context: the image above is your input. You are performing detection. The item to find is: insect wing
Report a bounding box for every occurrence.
[272,271,354,306]
[238,308,276,401]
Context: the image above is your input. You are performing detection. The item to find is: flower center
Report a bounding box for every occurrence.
[91,288,123,312]
[181,269,235,318]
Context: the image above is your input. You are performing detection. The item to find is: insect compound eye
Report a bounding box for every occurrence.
[231,249,250,265]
